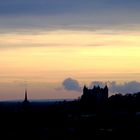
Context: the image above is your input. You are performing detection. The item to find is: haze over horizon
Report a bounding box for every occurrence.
[0,0,140,100]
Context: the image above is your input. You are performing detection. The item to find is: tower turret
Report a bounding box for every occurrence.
[104,85,108,99]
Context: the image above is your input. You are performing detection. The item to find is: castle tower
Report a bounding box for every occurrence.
[104,85,108,99]
[83,85,88,95]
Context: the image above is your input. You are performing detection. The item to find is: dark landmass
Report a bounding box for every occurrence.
[0,85,140,139]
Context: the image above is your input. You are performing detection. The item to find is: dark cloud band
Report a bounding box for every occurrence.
[0,0,140,31]
[62,78,140,94]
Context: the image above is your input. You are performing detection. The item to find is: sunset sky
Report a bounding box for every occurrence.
[0,0,140,100]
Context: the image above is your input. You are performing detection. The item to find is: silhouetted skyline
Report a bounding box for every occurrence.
[0,85,140,139]
[0,0,140,100]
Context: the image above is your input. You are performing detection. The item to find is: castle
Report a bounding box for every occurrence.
[81,85,108,104]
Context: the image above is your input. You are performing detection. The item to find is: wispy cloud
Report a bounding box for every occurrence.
[1,29,140,50]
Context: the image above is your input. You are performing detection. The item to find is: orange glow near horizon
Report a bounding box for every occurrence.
[0,30,140,100]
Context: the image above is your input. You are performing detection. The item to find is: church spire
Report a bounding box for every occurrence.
[22,89,30,112]
[24,89,28,102]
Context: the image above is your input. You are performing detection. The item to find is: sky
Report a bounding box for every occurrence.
[0,0,140,100]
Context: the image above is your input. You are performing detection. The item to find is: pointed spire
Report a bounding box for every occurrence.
[25,89,28,101]
[22,88,30,111]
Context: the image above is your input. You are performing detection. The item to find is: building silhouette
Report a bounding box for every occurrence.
[81,85,108,104]
[24,89,28,101]
[22,89,30,111]
[23,89,29,103]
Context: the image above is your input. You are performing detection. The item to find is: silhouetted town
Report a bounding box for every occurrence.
[0,85,140,139]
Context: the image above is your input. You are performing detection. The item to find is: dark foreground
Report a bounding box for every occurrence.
[0,99,140,140]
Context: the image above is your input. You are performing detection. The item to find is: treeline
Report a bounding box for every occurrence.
[107,92,140,112]
[0,92,140,139]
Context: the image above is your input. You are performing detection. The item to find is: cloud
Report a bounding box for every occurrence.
[0,0,140,32]
[62,78,81,92]
[90,81,140,94]
[62,79,140,94]
[109,81,140,94]
[89,81,106,88]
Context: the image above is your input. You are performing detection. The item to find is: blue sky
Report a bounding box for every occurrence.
[1,0,140,15]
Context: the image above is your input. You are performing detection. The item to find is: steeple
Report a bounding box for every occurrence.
[24,89,28,102]
[23,89,30,104]
[22,89,30,111]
